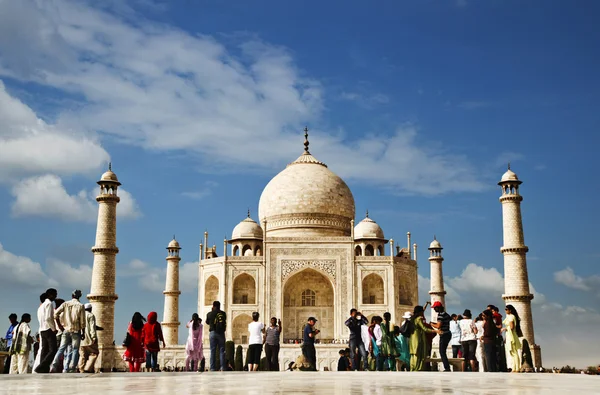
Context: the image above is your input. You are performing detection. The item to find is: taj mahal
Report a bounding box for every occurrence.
[86,128,542,371]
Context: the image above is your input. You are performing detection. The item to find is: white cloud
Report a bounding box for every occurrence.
[46,258,92,290]
[418,274,461,306]
[554,267,600,294]
[11,174,141,222]
[181,181,218,200]
[446,263,504,294]
[0,81,109,182]
[0,242,54,288]
[0,0,485,196]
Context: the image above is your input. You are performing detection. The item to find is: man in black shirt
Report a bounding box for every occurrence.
[206,301,227,371]
[344,308,368,370]
[302,317,319,371]
[431,301,452,372]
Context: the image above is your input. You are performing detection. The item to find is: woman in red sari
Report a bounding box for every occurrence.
[123,312,145,372]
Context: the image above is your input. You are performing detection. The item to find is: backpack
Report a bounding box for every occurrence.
[213,311,226,334]
[399,319,414,338]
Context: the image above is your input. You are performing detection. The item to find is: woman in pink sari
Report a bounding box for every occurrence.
[185,314,203,371]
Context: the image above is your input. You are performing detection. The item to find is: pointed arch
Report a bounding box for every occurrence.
[233,245,240,256]
[233,273,256,304]
[242,244,253,256]
[355,245,362,256]
[204,275,219,306]
[362,273,384,304]
[365,244,374,256]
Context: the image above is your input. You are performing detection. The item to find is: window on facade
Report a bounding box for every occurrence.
[301,289,316,307]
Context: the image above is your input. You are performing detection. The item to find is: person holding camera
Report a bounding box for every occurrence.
[302,317,319,371]
[345,309,368,371]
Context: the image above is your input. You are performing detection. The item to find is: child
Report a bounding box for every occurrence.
[337,349,350,371]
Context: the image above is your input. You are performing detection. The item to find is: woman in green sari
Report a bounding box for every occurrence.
[410,305,441,371]
[381,312,397,371]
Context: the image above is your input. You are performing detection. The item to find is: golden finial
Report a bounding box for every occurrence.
[108,162,112,171]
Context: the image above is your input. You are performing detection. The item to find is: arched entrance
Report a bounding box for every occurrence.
[233,273,256,304]
[204,275,219,306]
[282,269,334,342]
[232,314,253,344]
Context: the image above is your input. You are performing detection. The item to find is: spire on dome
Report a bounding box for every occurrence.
[247,208,251,218]
[508,162,511,170]
[108,162,112,171]
[366,209,369,218]
[304,126,310,154]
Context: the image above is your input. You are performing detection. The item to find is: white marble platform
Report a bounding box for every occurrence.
[1,372,597,395]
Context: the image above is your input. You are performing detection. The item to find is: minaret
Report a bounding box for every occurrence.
[499,165,541,368]
[428,236,446,323]
[162,237,182,346]
[87,164,120,352]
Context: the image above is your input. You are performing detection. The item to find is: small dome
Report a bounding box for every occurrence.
[354,213,384,240]
[500,169,519,183]
[232,217,263,240]
[100,170,119,182]
[168,238,181,249]
[429,238,442,249]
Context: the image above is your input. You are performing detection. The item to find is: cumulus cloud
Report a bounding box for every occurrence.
[0,243,92,291]
[0,0,485,195]
[554,267,600,294]
[0,81,109,182]
[446,263,504,294]
[11,174,141,222]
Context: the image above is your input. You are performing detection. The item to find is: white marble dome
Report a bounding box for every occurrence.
[500,169,519,183]
[100,169,120,183]
[258,151,355,237]
[232,216,263,240]
[429,238,442,249]
[354,214,384,239]
[167,238,181,249]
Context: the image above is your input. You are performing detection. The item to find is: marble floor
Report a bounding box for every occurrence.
[1,372,597,395]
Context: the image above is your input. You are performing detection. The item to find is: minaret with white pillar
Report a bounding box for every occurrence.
[428,236,446,323]
[162,237,181,346]
[87,164,120,369]
[499,165,542,368]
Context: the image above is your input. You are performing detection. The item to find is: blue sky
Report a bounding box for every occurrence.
[1,0,599,368]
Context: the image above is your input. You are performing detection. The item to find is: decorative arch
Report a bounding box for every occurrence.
[355,245,362,256]
[233,273,256,304]
[254,246,262,256]
[232,314,253,344]
[362,273,384,304]
[377,245,384,256]
[365,244,374,256]
[282,269,334,342]
[233,245,240,256]
[242,244,253,256]
[204,275,219,306]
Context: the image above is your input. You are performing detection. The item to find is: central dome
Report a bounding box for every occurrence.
[258,131,355,237]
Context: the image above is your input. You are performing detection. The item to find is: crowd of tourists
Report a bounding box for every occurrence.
[3,289,525,374]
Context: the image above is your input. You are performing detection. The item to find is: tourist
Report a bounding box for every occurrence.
[35,288,58,374]
[302,317,319,371]
[369,316,384,371]
[264,317,282,371]
[247,312,264,372]
[381,312,397,371]
[459,309,477,372]
[185,313,203,372]
[52,298,66,372]
[9,313,33,374]
[206,301,227,371]
[450,314,462,358]
[52,290,86,373]
[344,309,368,371]
[337,349,350,371]
[488,305,507,372]
[79,304,101,373]
[32,293,46,373]
[409,305,441,371]
[430,301,452,372]
[143,311,165,372]
[3,313,18,374]
[481,310,498,372]
[474,314,486,372]
[123,312,146,372]
[502,305,522,373]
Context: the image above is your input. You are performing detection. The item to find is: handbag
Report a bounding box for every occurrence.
[122,332,132,347]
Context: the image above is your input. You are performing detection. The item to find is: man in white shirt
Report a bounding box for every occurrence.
[34,288,58,374]
[51,290,86,373]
